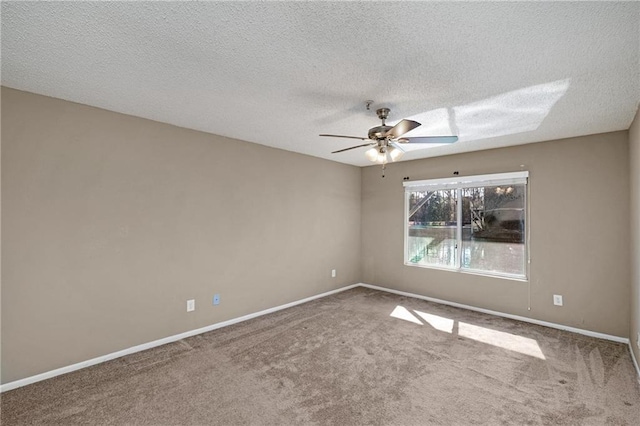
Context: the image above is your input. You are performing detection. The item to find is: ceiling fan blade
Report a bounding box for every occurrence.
[388,141,406,152]
[383,119,421,139]
[331,143,375,154]
[320,134,368,140]
[397,136,458,144]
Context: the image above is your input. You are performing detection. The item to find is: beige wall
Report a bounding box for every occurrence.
[0,88,362,384]
[1,86,635,385]
[0,90,3,387]
[630,107,640,367]
[362,131,630,338]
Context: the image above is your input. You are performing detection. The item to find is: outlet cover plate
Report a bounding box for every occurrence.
[187,299,195,312]
[331,269,336,278]
[213,294,220,305]
[553,295,563,306]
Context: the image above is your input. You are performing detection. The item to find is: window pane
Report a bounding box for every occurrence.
[461,185,526,276]
[407,189,457,268]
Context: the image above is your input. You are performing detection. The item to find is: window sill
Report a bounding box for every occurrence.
[404,262,529,283]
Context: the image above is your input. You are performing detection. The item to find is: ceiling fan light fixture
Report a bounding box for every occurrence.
[365,147,379,162]
[365,145,404,164]
[373,146,389,164]
[388,146,404,162]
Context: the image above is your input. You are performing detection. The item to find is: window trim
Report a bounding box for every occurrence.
[403,171,528,191]
[403,171,529,281]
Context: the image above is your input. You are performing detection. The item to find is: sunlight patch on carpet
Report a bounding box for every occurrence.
[459,322,546,360]
[413,310,455,333]
[389,305,545,359]
[390,305,423,325]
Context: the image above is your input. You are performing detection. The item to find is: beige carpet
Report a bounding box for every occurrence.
[2,287,639,425]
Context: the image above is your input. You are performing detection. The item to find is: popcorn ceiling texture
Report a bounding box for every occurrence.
[1,2,639,166]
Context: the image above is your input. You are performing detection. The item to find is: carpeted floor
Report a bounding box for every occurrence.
[2,287,640,425]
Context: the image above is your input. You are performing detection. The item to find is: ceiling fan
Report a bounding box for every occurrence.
[320,107,458,169]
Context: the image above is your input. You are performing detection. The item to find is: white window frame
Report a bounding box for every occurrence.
[403,171,529,281]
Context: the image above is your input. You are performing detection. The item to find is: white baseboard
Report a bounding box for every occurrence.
[359,283,630,344]
[2,282,635,392]
[630,344,640,383]
[0,284,360,393]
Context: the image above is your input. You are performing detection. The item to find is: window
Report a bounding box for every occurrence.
[404,172,528,280]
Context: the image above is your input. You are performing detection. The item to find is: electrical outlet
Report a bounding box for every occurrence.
[331,269,336,278]
[187,299,195,312]
[553,295,563,306]
[213,294,220,305]
[637,332,640,350]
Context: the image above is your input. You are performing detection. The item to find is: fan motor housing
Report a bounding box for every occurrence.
[368,125,392,140]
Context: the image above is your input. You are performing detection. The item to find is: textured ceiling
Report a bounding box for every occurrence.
[2,2,639,166]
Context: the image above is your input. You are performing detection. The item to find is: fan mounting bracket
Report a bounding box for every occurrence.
[376,107,390,125]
